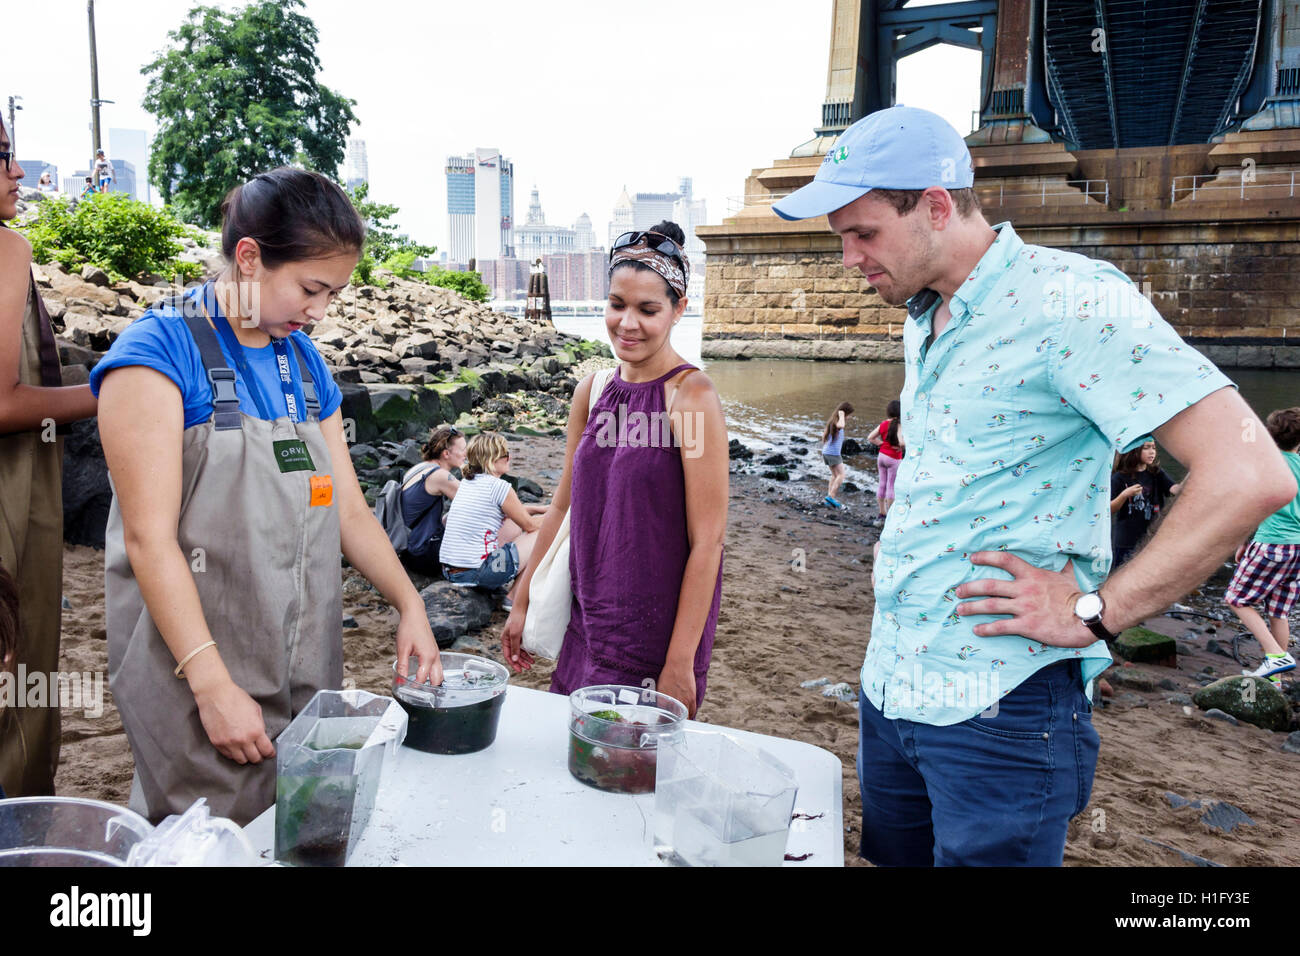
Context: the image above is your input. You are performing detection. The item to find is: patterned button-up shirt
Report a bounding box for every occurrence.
[863,222,1235,725]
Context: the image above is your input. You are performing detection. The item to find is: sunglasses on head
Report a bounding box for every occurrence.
[610,230,685,265]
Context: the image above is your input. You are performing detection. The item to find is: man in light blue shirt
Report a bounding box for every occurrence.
[775,106,1297,866]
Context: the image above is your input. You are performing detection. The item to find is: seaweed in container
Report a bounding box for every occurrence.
[567,686,687,794]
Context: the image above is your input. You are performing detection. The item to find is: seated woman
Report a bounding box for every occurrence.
[399,424,468,576]
[439,432,546,604]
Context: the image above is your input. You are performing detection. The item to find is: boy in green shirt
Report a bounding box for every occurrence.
[1225,407,1300,682]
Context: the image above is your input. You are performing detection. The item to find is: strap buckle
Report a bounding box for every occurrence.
[207,367,239,406]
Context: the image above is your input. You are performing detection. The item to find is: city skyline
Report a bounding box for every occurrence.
[8,1,981,255]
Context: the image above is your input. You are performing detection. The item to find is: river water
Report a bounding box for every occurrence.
[553,314,1297,489]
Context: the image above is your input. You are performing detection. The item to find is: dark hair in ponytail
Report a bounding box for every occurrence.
[885,399,901,447]
[610,219,687,306]
[220,167,365,269]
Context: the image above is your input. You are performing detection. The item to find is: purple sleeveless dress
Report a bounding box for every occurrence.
[550,363,723,705]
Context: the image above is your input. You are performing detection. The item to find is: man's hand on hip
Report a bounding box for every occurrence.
[954,551,1098,648]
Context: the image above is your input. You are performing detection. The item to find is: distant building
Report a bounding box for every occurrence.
[608,185,633,248]
[542,249,608,301]
[107,160,137,201]
[344,137,368,191]
[445,147,515,263]
[573,212,598,252]
[18,160,57,190]
[63,170,94,195]
[480,257,530,301]
[515,186,576,262]
[109,128,150,202]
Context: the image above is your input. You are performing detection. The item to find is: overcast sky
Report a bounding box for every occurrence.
[7,0,980,248]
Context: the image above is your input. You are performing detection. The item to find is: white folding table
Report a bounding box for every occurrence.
[244,685,844,866]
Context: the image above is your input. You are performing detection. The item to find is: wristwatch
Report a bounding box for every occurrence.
[1073,591,1117,642]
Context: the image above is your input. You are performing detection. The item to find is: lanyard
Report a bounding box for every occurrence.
[200,283,300,422]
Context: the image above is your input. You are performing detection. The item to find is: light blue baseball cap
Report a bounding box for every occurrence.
[773,105,975,221]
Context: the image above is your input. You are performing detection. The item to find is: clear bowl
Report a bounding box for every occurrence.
[0,797,154,867]
[568,685,688,794]
[392,653,510,754]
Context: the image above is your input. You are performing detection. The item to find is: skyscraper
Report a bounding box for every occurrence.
[344,137,369,191]
[515,187,576,262]
[109,128,149,202]
[445,148,515,264]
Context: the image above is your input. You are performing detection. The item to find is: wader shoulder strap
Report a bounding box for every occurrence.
[288,338,321,419]
[176,307,243,431]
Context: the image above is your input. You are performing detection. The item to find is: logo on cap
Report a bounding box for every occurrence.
[833,146,850,165]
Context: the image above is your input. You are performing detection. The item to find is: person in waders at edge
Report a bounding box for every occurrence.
[92,167,442,825]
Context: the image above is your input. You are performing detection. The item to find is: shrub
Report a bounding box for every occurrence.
[20,193,196,282]
[425,267,489,302]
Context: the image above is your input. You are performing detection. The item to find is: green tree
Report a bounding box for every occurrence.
[142,0,357,228]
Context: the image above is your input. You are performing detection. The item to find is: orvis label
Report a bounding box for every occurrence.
[273,439,315,474]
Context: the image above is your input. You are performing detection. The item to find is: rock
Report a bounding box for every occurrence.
[342,616,358,629]
[1114,692,1148,708]
[1157,677,1179,691]
[1204,638,1237,659]
[1106,668,1155,692]
[728,439,753,460]
[512,476,544,501]
[761,468,790,481]
[338,383,378,445]
[1282,731,1300,755]
[418,581,497,649]
[762,453,788,466]
[61,419,112,549]
[1113,626,1177,666]
[1202,708,1239,725]
[1193,676,1290,731]
[348,443,378,463]
[1164,792,1255,833]
[80,265,111,287]
[841,438,863,455]
[789,446,807,456]
[1165,693,1193,706]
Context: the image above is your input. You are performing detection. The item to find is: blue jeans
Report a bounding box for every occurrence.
[442,542,519,591]
[857,660,1100,866]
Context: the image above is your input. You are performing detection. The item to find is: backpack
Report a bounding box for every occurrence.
[373,462,439,554]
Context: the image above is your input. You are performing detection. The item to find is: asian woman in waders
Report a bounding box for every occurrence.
[92,168,442,825]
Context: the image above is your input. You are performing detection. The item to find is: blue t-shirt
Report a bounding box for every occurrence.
[823,428,845,457]
[89,296,343,430]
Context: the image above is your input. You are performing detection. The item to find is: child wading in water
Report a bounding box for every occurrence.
[822,402,853,508]
[1224,407,1300,684]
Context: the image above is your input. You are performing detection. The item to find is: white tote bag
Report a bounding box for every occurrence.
[522,367,616,659]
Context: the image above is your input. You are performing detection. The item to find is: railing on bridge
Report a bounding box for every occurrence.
[728,179,1109,214]
[1170,171,1300,202]
[976,179,1109,207]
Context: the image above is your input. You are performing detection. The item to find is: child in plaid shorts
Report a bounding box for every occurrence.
[1225,407,1300,683]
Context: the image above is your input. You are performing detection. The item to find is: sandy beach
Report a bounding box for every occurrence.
[52,433,1300,866]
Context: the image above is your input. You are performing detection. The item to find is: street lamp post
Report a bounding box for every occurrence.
[6,96,21,155]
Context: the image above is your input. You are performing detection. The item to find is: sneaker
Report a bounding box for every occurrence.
[501,597,513,612]
[824,496,838,508]
[1242,653,1296,679]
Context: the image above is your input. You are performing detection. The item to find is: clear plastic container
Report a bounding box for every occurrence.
[568,685,687,794]
[392,653,509,755]
[274,688,408,867]
[654,731,798,867]
[0,797,153,866]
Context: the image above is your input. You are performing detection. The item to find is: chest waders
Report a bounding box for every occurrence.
[105,304,342,825]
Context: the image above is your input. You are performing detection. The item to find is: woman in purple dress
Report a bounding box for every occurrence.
[501,221,727,716]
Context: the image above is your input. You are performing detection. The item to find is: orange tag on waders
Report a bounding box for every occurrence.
[310,475,333,507]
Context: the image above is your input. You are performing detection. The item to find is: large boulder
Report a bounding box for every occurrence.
[418,581,497,649]
[338,383,378,445]
[1192,676,1290,732]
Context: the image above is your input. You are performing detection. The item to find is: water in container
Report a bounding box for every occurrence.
[654,730,798,867]
[274,688,407,867]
